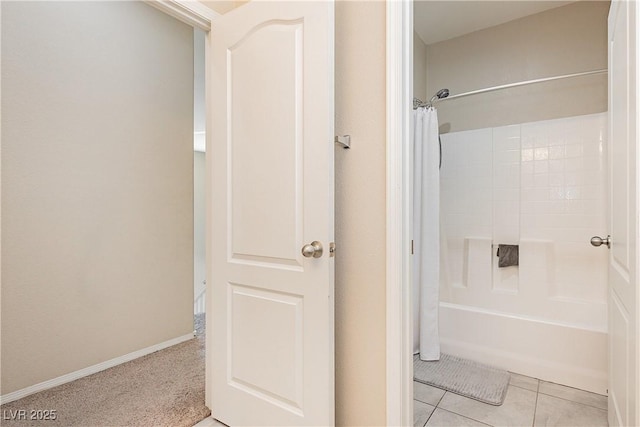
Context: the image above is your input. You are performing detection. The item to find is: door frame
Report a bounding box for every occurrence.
[145,0,217,409]
[145,0,218,31]
[151,0,415,423]
[386,1,414,425]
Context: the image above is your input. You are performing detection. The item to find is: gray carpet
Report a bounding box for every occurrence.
[0,314,210,427]
[414,353,510,405]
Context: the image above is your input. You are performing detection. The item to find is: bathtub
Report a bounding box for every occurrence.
[438,301,607,394]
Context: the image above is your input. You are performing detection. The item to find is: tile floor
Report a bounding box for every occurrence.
[195,373,608,427]
[414,373,608,427]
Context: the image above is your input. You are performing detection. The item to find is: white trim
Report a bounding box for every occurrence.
[386,1,413,425]
[202,10,214,413]
[195,287,207,314]
[194,130,206,152]
[0,333,194,405]
[144,0,219,31]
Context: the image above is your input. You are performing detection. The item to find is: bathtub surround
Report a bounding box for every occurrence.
[439,112,608,393]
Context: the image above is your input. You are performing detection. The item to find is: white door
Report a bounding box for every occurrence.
[607,1,639,426]
[209,2,335,426]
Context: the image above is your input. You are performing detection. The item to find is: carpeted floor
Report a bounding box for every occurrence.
[0,314,210,427]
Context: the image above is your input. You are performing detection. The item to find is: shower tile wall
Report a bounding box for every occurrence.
[439,113,608,330]
[492,125,521,293]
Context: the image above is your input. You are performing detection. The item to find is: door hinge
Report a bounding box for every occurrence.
[411,240,414,255]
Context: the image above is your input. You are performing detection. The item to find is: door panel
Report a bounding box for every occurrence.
[608,1,638,426]
[210,2,335,426]
[229,284,304,413]
[229,20,303,266]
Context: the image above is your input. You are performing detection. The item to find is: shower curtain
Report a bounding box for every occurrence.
[413,107,440,361]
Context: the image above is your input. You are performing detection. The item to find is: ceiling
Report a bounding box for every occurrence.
[414,1,574,45]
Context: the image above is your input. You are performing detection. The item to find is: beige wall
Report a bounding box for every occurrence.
[426,1,609,133]
[414,32,428,102]
[200,1,247,15]
[1,2,194,394]
[335,2,387,425]
[194,29,206,137]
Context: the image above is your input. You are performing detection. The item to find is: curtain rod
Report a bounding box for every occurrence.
[415,69,607,108]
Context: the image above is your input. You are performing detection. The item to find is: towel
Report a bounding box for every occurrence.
[497,244,519,268]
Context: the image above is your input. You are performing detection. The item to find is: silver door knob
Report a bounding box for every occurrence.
[301,241,323,258]
[590,235,611,248]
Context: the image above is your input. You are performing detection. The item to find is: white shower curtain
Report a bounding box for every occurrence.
[413,107,440,361]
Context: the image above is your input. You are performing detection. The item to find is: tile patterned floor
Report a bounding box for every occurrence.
[196,372,608,427]
[414,373,609,427]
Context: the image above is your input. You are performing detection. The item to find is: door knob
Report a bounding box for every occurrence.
[590,235,611,248]
[301,241,323,258]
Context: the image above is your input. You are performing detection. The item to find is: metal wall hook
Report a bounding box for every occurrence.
[335,135,351,149]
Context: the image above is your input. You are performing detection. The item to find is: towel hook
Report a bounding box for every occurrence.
[335,135,351,149]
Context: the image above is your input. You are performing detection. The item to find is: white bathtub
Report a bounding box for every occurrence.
[438,301,608,394]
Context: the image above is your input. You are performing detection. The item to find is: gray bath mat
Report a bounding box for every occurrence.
[414,353,510,405]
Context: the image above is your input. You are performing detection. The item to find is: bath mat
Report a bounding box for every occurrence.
[414,353,510,405]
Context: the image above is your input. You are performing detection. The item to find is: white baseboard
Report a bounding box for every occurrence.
[0,333,195,405]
